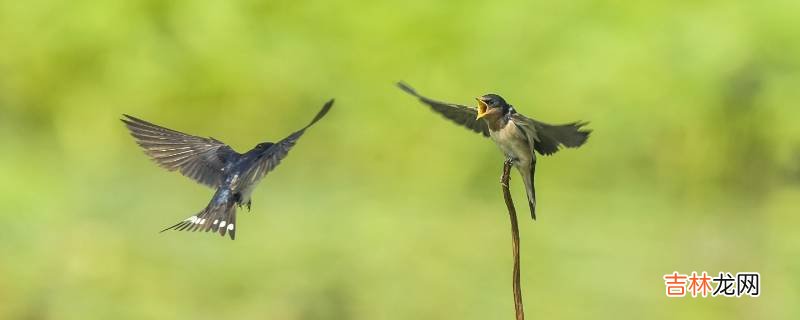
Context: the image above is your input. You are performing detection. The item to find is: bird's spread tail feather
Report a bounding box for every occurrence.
[161,199,238,240]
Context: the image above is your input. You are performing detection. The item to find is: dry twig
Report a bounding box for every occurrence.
[501,159,524,320]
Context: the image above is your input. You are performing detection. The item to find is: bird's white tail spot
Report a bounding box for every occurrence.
[199,218,206,224]
[213,220,219,225]
[227,224,234,231]
[220,221,226,228]
[188,216,198,222]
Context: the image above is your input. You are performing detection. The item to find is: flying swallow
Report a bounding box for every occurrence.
[397,83,590,220]
[122,100,333,239]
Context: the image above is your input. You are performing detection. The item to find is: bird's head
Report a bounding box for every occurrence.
[476,94,510,120]
[254,142,274,150]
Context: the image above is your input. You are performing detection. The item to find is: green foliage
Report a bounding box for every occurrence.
[1,0,798,319]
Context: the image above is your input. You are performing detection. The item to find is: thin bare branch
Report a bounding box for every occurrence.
[501,159,525,320]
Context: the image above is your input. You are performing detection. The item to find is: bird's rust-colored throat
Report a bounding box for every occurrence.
[476,97,488,119]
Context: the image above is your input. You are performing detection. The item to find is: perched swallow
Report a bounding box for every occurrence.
[122,100,333,239]
[398,83,590,220]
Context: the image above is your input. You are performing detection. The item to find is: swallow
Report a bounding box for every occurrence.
[397,83,590,220]
[121,100,333,239]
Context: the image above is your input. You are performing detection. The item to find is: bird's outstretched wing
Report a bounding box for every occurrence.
[511,114,591,156]
[397,82,490,137]
[239,99,334,186]
[122,115,239,187]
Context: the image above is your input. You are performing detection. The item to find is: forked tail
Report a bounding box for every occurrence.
[161,197,239,240]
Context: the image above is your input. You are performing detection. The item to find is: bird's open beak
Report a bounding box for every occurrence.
[476,97,488,119]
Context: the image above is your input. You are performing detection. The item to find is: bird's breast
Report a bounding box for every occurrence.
[224,160,265,200]
[489,122,533,166]
[224,172,241,188]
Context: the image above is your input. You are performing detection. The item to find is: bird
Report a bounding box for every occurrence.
[397,82,590,220]
[121,100,334,239]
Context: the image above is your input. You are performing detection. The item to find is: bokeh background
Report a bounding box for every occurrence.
[1,1,799,319]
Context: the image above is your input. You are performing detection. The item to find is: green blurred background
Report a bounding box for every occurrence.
[1,0,799,319]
